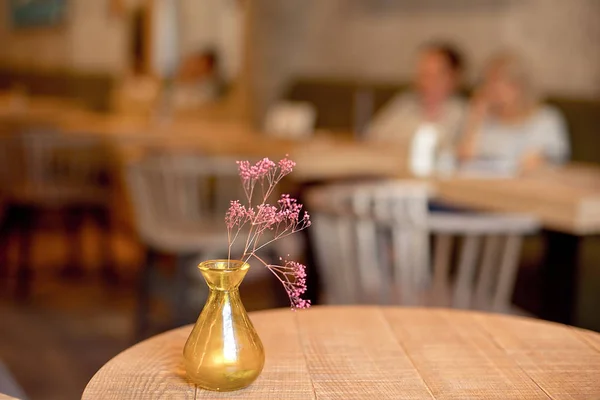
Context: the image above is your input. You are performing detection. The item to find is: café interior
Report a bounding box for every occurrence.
[0,0,599,399]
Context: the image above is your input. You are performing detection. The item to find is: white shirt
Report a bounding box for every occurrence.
[476,105,570,165]
[367,92,466,149]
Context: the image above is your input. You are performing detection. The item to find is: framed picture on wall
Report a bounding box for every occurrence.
[9,0,67,29]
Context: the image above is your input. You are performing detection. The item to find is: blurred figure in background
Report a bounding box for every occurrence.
[367,42,466,150]
[458,51,569,172]
[112,49,161,116]
[169,48,225,111]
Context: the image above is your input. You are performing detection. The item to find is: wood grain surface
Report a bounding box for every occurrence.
[435,164,600,235]
[82,306,600,399]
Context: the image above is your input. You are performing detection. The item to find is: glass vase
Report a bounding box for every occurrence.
[183,259,265,391]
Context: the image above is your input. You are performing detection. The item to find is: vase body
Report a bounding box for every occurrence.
[183,260,264,391]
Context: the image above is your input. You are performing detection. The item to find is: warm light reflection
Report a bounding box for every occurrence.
[221,299,238,363]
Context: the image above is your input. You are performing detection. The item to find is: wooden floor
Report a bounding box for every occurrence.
[0,214,278,400]
[0,282,134,400]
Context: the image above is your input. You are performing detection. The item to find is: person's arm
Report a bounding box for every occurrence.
[519,108,570,172]
[366,94,408,142]
[519,151,546,172]
[457,90,489,161]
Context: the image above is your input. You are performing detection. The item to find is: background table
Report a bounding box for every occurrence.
[2,94,600,234]
[83,306,600,399]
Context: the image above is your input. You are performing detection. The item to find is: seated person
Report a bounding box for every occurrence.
[367,42,466,150]
[458,51,569,172]
[169,49,225,110]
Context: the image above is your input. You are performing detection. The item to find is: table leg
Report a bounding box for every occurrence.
[173,253,198,327]
[94,206,119,285]
[135,247,158,341]
[541,230,581,325]
[61,206,86,278]
[0,205,17,289]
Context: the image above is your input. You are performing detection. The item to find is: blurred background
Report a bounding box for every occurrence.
[0,1,598,399]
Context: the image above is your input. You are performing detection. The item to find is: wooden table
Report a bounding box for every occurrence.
[82,306,600,399]
[434,165,600,324]
[436,164,600,236]
[0,94,409,182]
[1,95,598,234]
[2,95,599,323]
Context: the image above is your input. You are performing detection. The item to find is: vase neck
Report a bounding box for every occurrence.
[199,260,249,291]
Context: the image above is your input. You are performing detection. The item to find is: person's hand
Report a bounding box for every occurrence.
[468,86,491,121]
[457,87,490,161]
[520,152,545,174]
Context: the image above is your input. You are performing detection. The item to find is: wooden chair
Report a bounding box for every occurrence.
[428,212,538,313]
[307,181,431,305]
[125,154,274,337]
[0,130,117,299]
[306,181,538,313]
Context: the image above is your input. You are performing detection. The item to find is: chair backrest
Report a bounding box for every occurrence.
[264,101,316,139]
[428,212,538,313]
[0,129,113,204]
[307,181,539,312]
[125,154,242,244]
[0,123,52,194]
[307,181,431,305]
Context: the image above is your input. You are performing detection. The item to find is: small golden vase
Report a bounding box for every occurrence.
[183,260,265,391]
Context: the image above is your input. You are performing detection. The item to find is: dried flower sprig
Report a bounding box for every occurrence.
[226,156,311,309]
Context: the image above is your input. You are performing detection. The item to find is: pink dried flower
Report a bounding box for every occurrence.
[236,158,276,184]
[254,204,280,229]
[266,259,311,310]
[225,200,251,229]
[278,156,296,175]
[226,157,311,310]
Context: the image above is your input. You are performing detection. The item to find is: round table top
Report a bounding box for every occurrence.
[83,306,600,399]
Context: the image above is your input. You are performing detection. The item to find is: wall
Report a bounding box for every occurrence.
[248,1,314,122]
[0,0,242,79]
[68,1,129,73]
[179,0,242,80]
[249,0,600,118]
[0,0,69,69]
[0,0,130,73]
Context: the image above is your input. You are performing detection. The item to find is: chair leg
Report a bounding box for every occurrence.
[0,206,16,290]
[135,248,158,341]
[172,253,198,328]
[94,207,118,284]
[15,207,34,302]
[61,207,85,278]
